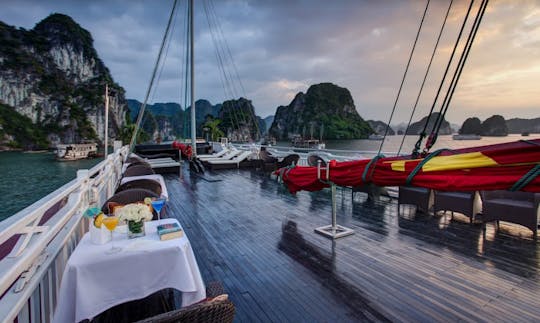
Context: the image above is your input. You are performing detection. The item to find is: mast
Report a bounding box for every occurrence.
[104,83,109,159]
[190,0,196,157]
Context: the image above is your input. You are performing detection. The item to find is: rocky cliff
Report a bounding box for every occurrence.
[219,97,263,141]
[405,112,452,135]
[269,83,372,140]
[0,14,127,149]
[367,120,394,135]
[506,117,540,134]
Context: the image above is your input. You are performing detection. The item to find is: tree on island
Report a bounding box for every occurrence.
[459,117,482,135]
[481,115,508,136]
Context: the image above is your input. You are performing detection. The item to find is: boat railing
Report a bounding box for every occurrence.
[228,142,398,164]
[0,145,128,322]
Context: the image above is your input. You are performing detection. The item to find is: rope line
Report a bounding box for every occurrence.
[129,0,178,151]
[377,0,431,156]
[412,0,475,157]
[398,0,453,156]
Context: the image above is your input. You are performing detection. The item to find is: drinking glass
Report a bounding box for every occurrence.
[102,215,121,254]
[151,198,167,223]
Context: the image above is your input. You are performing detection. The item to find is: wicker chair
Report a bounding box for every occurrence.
[135,282,235,323]
[116,179,163,196]
[434,191,478,223]
[277,154,300,168]
[126,160,152,169]
[258,149,278,172]
[480,190,540,237]
[101,188,159,217]
[124,165,155,177]
[307,154,326,167]
[126,156,145,164]
[398,186,433,215]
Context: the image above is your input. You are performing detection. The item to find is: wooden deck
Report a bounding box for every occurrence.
[163,167,539,322]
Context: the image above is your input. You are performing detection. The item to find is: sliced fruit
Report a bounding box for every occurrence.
[94,213,104,228]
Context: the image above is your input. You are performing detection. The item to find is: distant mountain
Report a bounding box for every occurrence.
[506,117,540,134]
[367,120,394,135]
[269,82,372,140]
[185,99,221,125]
[481,115,508,136]
[405,112,452,135]
[127,99,182,120]
[0,13,128,149]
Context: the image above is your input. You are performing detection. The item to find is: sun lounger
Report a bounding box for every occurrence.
[197,148,230,159]
[206,151,253,169]
[199,149,242,162]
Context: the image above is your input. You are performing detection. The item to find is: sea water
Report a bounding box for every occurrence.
[0,151,100,221]
[0,134,538,222]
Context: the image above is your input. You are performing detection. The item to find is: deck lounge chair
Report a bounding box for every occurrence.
[434,191,479,223]
[398,186,433,215]
[199,149,241,162]
[206,150,253,169]
[197,148,230,159]
[480,190,540,237]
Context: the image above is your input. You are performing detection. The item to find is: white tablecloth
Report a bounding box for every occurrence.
[53,219,205,323]
[120,174,168,199]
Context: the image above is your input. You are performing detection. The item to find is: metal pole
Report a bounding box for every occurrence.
[190,0,196,158]
[104,83,109,160]
[331,184,337,229]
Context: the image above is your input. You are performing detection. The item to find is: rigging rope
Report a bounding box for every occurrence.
[129,0,178,152]
[398,0,454,156]
[425,0,489,152]
[377,0,431,157]
[411,0,475,157]
[203,0,262,141]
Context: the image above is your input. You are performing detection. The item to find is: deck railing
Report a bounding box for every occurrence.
[0,145,128,323]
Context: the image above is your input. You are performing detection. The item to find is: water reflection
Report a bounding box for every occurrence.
[277,219,388,321]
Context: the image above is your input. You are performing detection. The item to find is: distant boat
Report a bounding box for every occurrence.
[56,143,98,161]
[368,134,384,140]
[291,136,325,150]
[521,132,530,136]
[452,134,481,140]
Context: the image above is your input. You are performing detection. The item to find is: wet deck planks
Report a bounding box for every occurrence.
[163,168,539,322]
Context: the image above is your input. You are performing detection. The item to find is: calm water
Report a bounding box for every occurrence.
[1,134,538,222]
[0,152,100,221]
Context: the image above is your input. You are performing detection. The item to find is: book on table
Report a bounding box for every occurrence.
[157,222,183,241]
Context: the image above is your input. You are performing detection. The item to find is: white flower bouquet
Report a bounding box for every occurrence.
[115,203,153,223]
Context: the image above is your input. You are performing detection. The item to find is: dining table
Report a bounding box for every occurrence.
[52,218,206,323]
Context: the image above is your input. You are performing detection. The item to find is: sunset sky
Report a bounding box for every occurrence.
[1,0,539,125]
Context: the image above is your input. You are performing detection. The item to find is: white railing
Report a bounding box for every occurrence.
[0,145,128,323]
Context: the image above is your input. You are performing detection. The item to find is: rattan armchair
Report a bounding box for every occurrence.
[480,190,539,237]
[398,186,433,215]
[116,179,163,196]
[434,191,478,223]
[277,154,300,168]
[124,165,155,177]
[101,188,159,217]
[134,282,235,323]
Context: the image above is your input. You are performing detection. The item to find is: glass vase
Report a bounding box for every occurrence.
[127,220,145,239]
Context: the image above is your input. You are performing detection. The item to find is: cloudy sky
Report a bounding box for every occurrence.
[1,0,539,124]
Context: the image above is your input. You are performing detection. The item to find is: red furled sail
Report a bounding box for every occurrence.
[276,139,540,194]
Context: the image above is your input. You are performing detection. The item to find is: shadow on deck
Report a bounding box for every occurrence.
[164,167,539,322]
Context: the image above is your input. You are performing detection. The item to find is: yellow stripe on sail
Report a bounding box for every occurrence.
[387,152,499,172]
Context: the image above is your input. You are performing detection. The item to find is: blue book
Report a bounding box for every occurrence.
[157,222,183,240]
